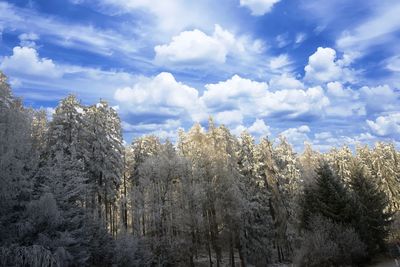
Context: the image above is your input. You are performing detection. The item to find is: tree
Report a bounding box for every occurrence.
[327,145,353,185]
[255,137,291,262]
[237,131,274,266]
[0,72,35,246]
[356,143,400,212]
[300,161,354,229]
[296,216,366,267]
[350,161,392,255]
[83,101,124,234]
[128,135,161,236]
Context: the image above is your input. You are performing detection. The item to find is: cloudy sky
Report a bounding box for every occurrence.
[1,0,399,151]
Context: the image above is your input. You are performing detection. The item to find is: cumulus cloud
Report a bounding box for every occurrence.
[279,125,310,149]
[269,73,304,90]
[326,81,353,98]
[247,118,271,135]
[260,86,330,118]
[154,25,264,65]
[18,32,39,48]
[240,0,281,16]
[202,75,329,120]
[0,46,61,78]
[360,85,399,113]
[304,47,354,83]
[367,113,400,137]
[304,47,341,82]
[201,74,268,108]
[232,119,271,137]
[114,72,206,121]
[215,110,243,126]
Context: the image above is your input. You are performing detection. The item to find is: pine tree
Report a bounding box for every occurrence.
[83,100,124,233]
[350,161,392,255]
[300,161,354,229]
[0,72,35,245]
[327,145,353,185]
[237,131,274,266]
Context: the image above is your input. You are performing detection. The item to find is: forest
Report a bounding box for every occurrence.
[1,70,400,267]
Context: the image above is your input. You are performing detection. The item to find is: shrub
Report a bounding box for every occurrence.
[296,216,366,267]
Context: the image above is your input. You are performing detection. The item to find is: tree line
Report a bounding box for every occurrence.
[1,71,399,266]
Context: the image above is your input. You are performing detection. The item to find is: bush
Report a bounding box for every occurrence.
[295,216,366,267]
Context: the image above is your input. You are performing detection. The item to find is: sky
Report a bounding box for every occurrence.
[0,0,400,151]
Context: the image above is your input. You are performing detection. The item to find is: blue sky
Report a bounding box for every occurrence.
[1,0,400,151]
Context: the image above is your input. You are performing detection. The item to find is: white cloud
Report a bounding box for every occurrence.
[215,110,243,126]
[0,46,139,102]
[201,74,268,108]
[304,47,342,83]
[0,46,61,78]
[360,85,399,113]
[155,25,229,64]
[275,33,290,48]
[154,24,264,65]
[114,72,206,121]
[202,75,329,120]
[304,47,357,84]
[98,0,221,35]
[232,119,271,137]
[122,119,181,133]
[0,2,138,57]
[269,54,292,70]
[386,55,400,72]
[295,32,306,44]
[260,86,330,118]
[269,73,304,90]
[336,2,400,54]
[367,113,400,137]
[18,32,39,48]
[240,0,281,16]
[247,118,271,135]
[279,125,310,149]
[326,81,353,98]
[314,131,332,140]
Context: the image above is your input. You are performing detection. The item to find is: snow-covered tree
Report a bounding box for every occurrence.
[326,145,353,185]
[356,143,400,212]
[83,101,124,232]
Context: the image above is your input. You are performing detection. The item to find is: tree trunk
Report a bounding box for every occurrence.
[237,239,247,267]
[230,231,235,267]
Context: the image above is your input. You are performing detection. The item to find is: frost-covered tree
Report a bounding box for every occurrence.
[83,101,124,232]
[128,135,161,236]
[356,143,400,212]
[0,72,34,245]
[327,145,353,185]
[255,137,292,262]
[299,142,320,185]
[236,131,274,266]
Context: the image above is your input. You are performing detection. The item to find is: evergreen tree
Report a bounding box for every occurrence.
[83,101,124,232]
[237,131,274,266]
[300,161,354,229]
[350,162,392,255]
